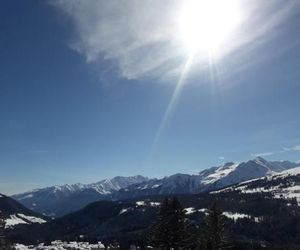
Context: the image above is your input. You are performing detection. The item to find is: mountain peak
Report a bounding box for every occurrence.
[253,156,267,163]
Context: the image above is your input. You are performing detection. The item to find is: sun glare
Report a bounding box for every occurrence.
[179,0,242,55]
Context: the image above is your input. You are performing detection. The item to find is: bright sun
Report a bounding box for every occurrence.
[179,0,241,55]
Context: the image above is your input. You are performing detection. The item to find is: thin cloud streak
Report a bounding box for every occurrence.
[251,152,277,157]
[251,144,300,158]
[283,145,300,152]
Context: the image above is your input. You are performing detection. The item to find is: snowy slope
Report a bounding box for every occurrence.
[214,166,300,203]
[0,193,48,229]
[198,157,298,190]
[5,213,46,229]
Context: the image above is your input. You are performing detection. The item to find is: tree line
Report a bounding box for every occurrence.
[148,197,230,250]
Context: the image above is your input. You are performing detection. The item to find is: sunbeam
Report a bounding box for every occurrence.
[150,55,195,153]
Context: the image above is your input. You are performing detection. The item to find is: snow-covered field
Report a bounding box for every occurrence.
[15,240,105,250]
[5,213,46,228]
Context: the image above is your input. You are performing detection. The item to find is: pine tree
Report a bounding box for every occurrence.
[200,202,230,250]
[149,197,190,250]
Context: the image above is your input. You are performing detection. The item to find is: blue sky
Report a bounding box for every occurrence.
[1,0,300,194]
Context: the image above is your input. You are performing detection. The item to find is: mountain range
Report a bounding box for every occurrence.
[12,157,299,217]
[9,165,300,247]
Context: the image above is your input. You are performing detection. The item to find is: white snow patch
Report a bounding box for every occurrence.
[119,208,131,215]
[150,202,160,207]
[17,214,46,224]
[223,212,261,222]
[198,208,208,215]
[201,163,239,185]
[5,214,46,228]
[184,207,196,214]
[136,201,146,206]
[17,194,33,200]
[5,215,28,228]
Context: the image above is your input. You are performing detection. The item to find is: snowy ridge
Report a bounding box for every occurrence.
[15,175,149,199]
[12,175,149,216]
[200,162,239,185]
[122,157,298,196]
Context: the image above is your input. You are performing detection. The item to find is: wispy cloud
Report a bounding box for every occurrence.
[251,152,277,157]
[283,145,300,152]
[219,156,225,160]
[251,144,300,158]
[51,0,182,80]
[51,0,300,80]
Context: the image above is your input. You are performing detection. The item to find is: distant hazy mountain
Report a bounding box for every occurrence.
[12,157,299,217]
[12,175,149,217]
[0,193,48,229]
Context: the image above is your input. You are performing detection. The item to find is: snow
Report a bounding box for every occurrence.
[136,201,146,206]
[17,194,34,200]
[14,176,149,202]
[223,212,261,222]
[217,183,300,204]
[5,214,28,228]
[223,212,250,221]
[150,202,160,207]
[276,166,300,177]
[184,207,196,214]
[201,163,239,185]
[198,208,208,215]
[15,240,105,250]
[17,213,46,224]
[119,208,131,215]
[213,164,300,204]
[5,214,46,228]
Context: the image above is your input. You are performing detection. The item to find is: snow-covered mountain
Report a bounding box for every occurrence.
[114,157,299,199]
[198,157,298,190]
[12,157,299,217]
[0,193,48,229]
[12,175,149,217]
[214,166,300,204]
